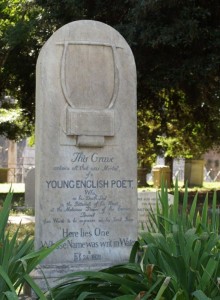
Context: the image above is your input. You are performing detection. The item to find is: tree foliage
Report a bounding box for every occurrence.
[0,0,220,169]
[0,0,42,139]
[131,0,220,167]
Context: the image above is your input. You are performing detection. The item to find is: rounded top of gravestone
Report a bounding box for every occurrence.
[37,20,136,111]
[41,20,131,53]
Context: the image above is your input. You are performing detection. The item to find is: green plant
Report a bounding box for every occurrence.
[147,180,219,234]
[0,191,63,299]
[45,242,170,300]
[139,181,220,299]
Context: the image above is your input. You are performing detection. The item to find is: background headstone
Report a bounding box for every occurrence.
[34,20,137,288]
[25,168,35,209]
[7,140,17,182]
[138,191,174,231]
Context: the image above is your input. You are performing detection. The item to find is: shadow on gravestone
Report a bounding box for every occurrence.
[33,20,137,290]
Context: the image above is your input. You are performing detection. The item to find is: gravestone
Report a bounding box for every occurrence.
[138,191,174,231]
[34,20,137,288]
[25,168,35,209]
[7,140,17,182]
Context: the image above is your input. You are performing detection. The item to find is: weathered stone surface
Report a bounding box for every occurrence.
[35,20,137,287]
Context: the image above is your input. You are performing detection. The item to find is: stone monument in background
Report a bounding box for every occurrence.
[34,20,137,287]
[25,168,35,209]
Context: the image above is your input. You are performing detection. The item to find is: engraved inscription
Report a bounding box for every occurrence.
[39,150,136,263]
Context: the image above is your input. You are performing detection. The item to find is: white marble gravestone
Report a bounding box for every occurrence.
[35,20,137,286]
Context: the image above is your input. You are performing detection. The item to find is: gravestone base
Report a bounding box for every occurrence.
[31,262,117,296]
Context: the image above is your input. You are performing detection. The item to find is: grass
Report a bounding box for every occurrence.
[0,183,25,193]
[2,183,35,242]
[6,222,35,242]
[140,181,220,191]
[9,207,35,216]
[200,181,220,189]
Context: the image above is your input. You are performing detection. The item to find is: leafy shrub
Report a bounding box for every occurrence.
[45,181,220,299]
[139,181,220,299]
[2,183,218,299]
[0,191,63,299]
[45,247,170,300]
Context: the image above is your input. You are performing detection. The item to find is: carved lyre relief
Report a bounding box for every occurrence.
[58,41,120,147]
